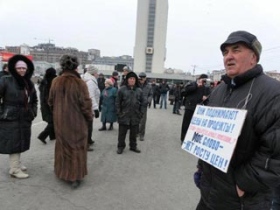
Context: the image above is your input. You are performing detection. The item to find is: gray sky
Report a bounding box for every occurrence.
[1,0,280,74]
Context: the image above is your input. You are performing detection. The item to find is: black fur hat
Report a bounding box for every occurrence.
[60,55,79,71]
[7,54,34,90]
[8,54,34,79]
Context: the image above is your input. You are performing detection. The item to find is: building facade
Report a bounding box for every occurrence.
[133,0,168,74]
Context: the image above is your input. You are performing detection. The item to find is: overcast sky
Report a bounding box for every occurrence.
[1,0,280,74]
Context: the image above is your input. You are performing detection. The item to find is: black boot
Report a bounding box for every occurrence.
[98,123,106,131]
[38,133,47,144]
[108,123,113,130]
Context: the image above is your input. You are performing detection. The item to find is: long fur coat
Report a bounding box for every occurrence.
[48,70,93,182]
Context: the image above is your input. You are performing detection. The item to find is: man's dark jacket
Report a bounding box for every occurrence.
[198,64,280,210]
[116,73,145,126]
[139,81,152,110]
[181,82,210,111]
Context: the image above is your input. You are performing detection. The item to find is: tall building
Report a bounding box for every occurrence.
[133,0,168,74]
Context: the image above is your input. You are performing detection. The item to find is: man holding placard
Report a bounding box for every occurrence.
[192,31,280,210]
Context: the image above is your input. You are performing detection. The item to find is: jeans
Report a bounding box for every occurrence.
[160,93,167,109]
[173,100,180,113]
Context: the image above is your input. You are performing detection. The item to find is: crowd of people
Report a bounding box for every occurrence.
[1,30,280,209]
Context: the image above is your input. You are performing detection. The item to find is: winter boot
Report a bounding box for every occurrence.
[99,123,107,131]
[9,154,29,179]
[108,123,113,130]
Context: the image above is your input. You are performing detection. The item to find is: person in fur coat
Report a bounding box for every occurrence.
[0,54,38,179]
[48,55,93,188]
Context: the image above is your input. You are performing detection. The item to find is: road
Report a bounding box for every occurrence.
[0,101,200,210]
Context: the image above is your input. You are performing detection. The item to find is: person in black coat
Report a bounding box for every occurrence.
[195,31,280,210]
[38,67,57,144]
[180,74,210,143]
[97,73,105,93]
[0,55,38,179]
[0,63,9,78]
[116,71,145,154]
[150,80,160,108]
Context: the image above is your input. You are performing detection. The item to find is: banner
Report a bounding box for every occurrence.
[0,52,33,62]
[181,105,247,173]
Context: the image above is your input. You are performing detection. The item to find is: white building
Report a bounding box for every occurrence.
[133,0,168,74]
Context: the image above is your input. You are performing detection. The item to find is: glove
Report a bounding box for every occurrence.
[94,110,99,118]
[193,169,202,188]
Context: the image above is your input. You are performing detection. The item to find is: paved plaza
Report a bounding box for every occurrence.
[0,96,200,210]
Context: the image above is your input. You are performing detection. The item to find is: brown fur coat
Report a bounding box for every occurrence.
[48,71,93,182]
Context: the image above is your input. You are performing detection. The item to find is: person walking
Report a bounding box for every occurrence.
[159,80,170,109]
[194,31,280,210]
[38,67,57,144]
[172,83,182,115]
[82,66,100,151]
[138,72,152,141]
[48,55,93,188]
[99,79,117,131]
[116,71,145,154]
[150,80,160,108]
[0,54,38,179]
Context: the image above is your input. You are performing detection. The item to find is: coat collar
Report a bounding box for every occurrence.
[223,64,263,88]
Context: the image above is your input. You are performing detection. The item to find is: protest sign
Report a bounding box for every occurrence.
[181,105,247,173]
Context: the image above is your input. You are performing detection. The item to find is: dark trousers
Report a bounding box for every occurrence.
[272,186,280,210]
[139,110,147,137]
[173,100,180,113]
[151,95,157,108]
[118,124,138,149]
[38,122,55,140]
[181,109,194,142]
[88,120,93,145]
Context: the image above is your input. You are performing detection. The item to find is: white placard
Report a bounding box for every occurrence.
[181,105,247,173]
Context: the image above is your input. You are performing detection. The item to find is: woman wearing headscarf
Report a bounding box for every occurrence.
[38,67,57,144]
[48,55,93,188]
[0,54,38,179]
[99,79,117,131]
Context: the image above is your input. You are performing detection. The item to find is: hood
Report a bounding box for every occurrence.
[125,71,139,87]
[8,54,34,80]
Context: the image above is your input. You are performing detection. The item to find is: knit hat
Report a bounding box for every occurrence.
[112,71,119,76]
[198,74,208,79]
[15,60,27,69]
[126,71,138,80]
[220,31,262,62]
[45,67,56,77]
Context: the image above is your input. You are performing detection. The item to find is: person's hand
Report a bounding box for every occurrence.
[236,185,245,197]
[202,96,208,101]
[193,169,202,188]
[94,110,99,118]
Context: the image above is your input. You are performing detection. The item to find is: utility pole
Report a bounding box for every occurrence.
[191,65,196,80]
